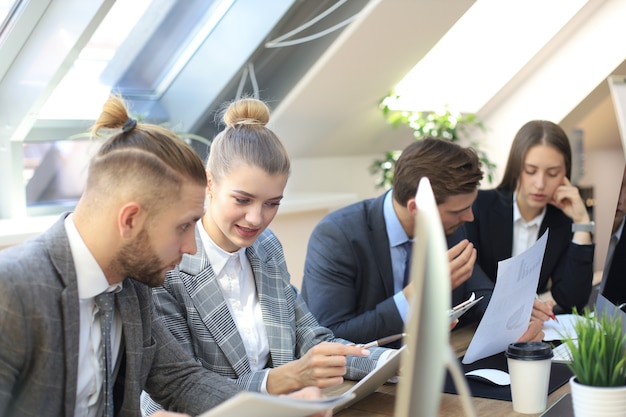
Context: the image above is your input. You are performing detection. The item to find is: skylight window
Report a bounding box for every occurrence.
[386,0,589,113]
[0,1,16,24]
[0,0,22,46]
[37,0,152,120]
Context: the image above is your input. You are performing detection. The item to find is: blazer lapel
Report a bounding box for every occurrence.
[366,192,395,296]
[44,215,80,417]
[248,239,293,367]
[491,190,514,263]
[178,233,250,375]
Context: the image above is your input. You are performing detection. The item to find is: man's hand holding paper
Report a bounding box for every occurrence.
[463,231,550,364]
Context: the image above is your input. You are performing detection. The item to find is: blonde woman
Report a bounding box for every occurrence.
[142,98,391,415]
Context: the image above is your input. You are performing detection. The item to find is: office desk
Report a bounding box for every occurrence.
[333,324,571,417]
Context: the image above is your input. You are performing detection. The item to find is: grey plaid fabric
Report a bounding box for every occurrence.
[0,215,242,417]
[94,292,115,417]
[142,225,388,415]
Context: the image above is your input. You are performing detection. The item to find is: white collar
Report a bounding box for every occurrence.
[197,222,246,275]
[64,213,122,299]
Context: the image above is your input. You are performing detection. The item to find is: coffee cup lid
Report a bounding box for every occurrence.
[505,342,553,360]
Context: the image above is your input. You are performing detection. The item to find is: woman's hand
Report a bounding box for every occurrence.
[550,177,590,224]
[516,317,545,342]
[266,342,370,394]
[550,177,592,244]
[531,296,556,322]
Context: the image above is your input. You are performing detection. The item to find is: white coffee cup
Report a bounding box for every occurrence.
[505,341,553,414]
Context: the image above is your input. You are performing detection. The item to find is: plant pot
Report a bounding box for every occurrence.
[569,376,626,417]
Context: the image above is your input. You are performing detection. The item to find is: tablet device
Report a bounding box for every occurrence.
[333,346,404,411]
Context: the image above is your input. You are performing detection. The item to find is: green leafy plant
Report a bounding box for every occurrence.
[371,93,496,189]
[562,308,626,387]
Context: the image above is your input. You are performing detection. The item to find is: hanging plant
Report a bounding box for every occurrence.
[371,93,496,189]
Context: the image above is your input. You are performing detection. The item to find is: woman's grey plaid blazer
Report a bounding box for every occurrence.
[142,225,388,414]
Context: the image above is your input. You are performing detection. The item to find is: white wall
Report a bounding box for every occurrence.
[272,208,337,290]
[286,154,387,199]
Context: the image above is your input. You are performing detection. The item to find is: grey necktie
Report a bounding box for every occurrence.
[94,292,115,417]
[403,240,413,287]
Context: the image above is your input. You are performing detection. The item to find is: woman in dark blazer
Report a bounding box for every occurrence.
[465,120,594,315]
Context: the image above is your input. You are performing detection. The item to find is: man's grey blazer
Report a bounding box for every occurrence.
[0,214,242,417]
[301,191,494,347]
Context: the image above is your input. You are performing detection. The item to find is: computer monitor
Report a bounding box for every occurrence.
[394,177,451,416]
[595,75,626,334]
[595,163,626,330]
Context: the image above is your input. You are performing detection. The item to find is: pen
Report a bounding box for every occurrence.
[535,294,559,323]
[358,333,406,349]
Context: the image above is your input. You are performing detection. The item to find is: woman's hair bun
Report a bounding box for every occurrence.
[223,98,270,128]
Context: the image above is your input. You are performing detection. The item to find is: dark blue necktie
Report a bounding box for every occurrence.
[95,292,115,417]
[403,240,413,287]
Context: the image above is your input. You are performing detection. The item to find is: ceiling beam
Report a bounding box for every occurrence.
[155,0,296,132]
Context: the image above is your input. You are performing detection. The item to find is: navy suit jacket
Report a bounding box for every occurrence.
[464,188,594,311]
[0,214,241,417]
[301,191,494,346]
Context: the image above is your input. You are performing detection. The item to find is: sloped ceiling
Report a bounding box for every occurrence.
[188,0,623,160]
[190,0,476,159]
[2,0,625,161]
[270,0,476,158]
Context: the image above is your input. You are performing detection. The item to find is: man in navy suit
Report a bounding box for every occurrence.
[302,138,544,347]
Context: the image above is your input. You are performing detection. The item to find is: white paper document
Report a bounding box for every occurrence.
[543,313,594,341]
[462,230,549,364]
[197,391,355,417]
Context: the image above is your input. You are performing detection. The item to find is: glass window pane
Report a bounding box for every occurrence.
[0,0,17,23]
[38,0,153,120]
[0,0,23,46]
[23,139,103,207]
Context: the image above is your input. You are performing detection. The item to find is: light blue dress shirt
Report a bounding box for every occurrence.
[383,191,411,323]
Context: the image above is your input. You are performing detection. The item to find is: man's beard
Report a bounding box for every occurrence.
[111,228,169,288]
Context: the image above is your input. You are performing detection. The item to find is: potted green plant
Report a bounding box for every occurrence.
[371,93,496,189]
[561,308,626,417]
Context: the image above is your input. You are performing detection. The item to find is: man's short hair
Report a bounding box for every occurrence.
[85,95,207,209]
[392,137,483,206]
